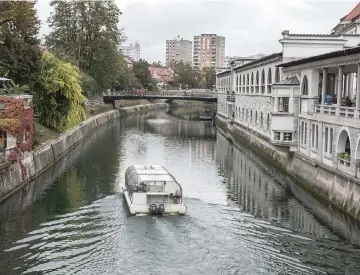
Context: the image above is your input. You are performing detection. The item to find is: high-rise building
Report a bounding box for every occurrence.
[166,36,192,66]
[121,42,140,62]
[193,34,225,70]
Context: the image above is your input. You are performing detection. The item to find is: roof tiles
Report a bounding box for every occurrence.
[342,2,360,22]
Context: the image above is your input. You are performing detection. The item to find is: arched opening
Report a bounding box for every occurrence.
[255,111,258,126]
[242,108,244,120]
[267,68,272,94]
[337,130,351,157]
[275,67,280,83]
[261,69,265,94]
[250,110,253,124]
[302,76,308,95]
[247,74,250,93]
[266,113,270,131]
[256,71,260,93]
[242,75,246,93]
[251,72,254,93]
[260,112,263,129]
[236,75,239,92]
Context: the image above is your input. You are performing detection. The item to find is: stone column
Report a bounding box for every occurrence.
[321,68,328,105]
[344,74,348,97]
[356,64,360,110]
[337,66,344,107]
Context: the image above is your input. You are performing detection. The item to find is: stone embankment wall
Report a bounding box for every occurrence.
[216,114,360,222]
[0,103,167,203]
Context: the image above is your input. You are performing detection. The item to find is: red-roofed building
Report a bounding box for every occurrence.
[332,2,360,35]
[149,67,174,88]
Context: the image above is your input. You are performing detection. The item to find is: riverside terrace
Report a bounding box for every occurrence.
[102,90,218,104]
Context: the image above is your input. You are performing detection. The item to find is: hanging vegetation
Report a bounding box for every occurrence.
[0,96,34,178]
[36,51,86,132]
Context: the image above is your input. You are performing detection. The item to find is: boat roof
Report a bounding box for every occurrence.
[138,174,175,182]
[126,165,177,182]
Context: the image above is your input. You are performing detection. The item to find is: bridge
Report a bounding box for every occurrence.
[103,90,218,104]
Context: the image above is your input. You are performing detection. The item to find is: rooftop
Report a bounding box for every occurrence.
[233,52,283,71]
[279,46,360,68]
[273,76,300,86]
[341,2,360,22]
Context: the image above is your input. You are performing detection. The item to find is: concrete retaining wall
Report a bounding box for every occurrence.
[216,114,360,222]
[0,103,167,203]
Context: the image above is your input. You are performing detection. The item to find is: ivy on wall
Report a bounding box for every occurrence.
[0,96,34,178]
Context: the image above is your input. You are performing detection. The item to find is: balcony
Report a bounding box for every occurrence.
[315,104,359,118]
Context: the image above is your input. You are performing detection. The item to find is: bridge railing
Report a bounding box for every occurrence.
[103,90,218,98]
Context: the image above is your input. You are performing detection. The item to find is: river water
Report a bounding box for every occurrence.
[1,107,360,275]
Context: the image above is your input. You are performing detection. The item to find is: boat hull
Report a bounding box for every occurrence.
[123,190,187,215]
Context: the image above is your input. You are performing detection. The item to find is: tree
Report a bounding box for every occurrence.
[200,67,216,89]
[36,51,86,132]
[46,0,124,91]
[0,1,41,87]
[151,61,164,68]
[132,59,157,91]
[171,61,200,89]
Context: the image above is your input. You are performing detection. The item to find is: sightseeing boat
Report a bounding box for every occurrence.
[123,165,187,215]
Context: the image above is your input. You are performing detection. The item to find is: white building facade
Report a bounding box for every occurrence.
[280,47,360,179]
[217,29,360,153]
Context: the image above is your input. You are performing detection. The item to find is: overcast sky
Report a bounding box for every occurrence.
[36,0,359,63]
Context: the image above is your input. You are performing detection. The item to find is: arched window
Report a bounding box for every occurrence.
[255,111,258,126]
[267,113,270,131]
[260,112,263,129]
[267,68,272,94]
[275,67,280,83]
[250,110,253,124]
[256,71,259,85]
[251,72,254,93]
[302,75,308,95]
[337,130,351,156]
[268,69,272,84]
[261,69,265,94]
[239,74,242,86]
[247,74,250,93]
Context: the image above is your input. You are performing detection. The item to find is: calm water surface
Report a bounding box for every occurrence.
[1,108,360,275]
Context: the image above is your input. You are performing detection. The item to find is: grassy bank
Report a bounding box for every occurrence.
[34,102,115,148]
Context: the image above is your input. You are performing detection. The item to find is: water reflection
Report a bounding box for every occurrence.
[216,132,360,274]
[166,104,216,121]
[1,108,360,274]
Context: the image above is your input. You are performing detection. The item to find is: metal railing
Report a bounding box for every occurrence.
[103,90,218,98]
